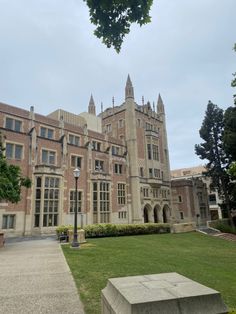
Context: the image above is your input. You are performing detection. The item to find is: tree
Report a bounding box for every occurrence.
[84,0,153,52]
[232,43,236,105]
[223,106,236,161]
[195,101,235,228]
[0,134,31,203]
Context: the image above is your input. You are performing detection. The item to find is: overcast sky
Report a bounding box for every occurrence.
[0,0,235,169]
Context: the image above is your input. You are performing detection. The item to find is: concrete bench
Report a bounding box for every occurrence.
[101,273,228,314]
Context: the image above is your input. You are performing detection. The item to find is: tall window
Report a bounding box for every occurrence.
[143,188,149,197]
[147,144,152,160]
[92,182,110,223]
[40,127,54,139]
[114,163,122,174]
[117,183,126,205]
[100,182,110,223]
[106,124,112,132]
[5,143,23,160]
[71,155,82,168]
[68,134,80,146]
[149,168,153,178]
[153,145,159,161]
[154,168,160,178]
[118,119,124,128]
[2,214,15,229]
[42,149,56,165]
[5,117,22,132]
[70,191,82,212]
[34,176,60,228]
[140,167,144,177]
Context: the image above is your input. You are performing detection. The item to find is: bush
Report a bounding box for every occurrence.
[214,221,236,235]
[55,225,73,239]
[84,223,170,238]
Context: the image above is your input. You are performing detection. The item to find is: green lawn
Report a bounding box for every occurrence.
[62,232,236,314]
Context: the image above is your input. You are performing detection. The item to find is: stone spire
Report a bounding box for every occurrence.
[88,94,96,115]
[157,94,165,114]
[125,74,134,100]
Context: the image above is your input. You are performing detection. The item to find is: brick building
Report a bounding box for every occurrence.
[0,76,172,237]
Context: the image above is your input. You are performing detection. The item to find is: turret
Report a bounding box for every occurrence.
[125,74,134,100]
[157,94,165,114]
[88,94,96,115]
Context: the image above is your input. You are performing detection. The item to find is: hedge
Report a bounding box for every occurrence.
[56,223,170,238]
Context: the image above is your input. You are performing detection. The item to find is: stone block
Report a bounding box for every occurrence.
[101,272,228,314]
[172,222,196,233]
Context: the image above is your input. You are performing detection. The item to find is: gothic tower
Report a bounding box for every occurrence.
[88,94,96,115]
[125,75,142,223]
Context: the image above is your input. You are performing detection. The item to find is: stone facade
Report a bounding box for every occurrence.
[171,165,222,225]
[0,76,172,237]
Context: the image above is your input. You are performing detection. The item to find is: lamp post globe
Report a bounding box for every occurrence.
[71,168,80,248]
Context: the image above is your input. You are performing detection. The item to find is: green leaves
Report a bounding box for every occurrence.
[0,134,31,203]
[84,0,153,52]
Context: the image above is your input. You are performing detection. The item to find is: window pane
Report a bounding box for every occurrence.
[42,150,48,163]
[15,145,22,160]
[47,129,53,139]
[9,215,15,228]
[49,152,55,165]
[2,215,7,229]
[40,127,46,137]
[5,143,13,159]
[15,120,22,132]
[5,118,13,129]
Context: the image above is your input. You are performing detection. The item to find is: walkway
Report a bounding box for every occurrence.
[0,237,84,314]
[213,232,236,242]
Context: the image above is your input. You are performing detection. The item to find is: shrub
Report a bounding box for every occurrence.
[214,221,236,235]
[84,223,170,238]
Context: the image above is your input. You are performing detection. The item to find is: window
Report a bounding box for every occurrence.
[92,141,101,151]
[68,134,80,146]
[2,214,15,229]
[146,122,152,131]
[143,188,149,197]
[114,164,122,174]
[5,143,23,160]
[118,119,124,128]
[106,124,112,132]
[118,211,127,219]
[112,145,120,155]
[147,144,152,160]
[40,127,54,139]
[180,212,184,220]
[117,183,126,205]
[209,194,217,205]
[5,117,22,132]
[178,195,182,203]
[154,168,160,178]
[42,149,56,165]
[140,167,144,177]
[95,160,104,171]
[34,176,60,228]
[92,182,110,223]
[71,155,82,168]
[137,119,141,127]
[153,145,159,161]
[69,191,82,212]
[153,188,158,198]
[149,168,153,178]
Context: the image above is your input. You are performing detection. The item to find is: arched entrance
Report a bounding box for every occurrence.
[154,205,161,223]
[143,204,152,223]
[162,205,170,223]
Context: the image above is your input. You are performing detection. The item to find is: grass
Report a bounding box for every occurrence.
[62,232,236,314]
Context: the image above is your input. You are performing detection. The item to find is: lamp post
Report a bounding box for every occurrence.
[71,167,80,248]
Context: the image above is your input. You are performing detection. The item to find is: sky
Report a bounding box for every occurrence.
[0,0,235,170]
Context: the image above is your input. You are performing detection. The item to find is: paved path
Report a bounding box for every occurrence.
[0,238,84,314]
[213,232,236,242]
